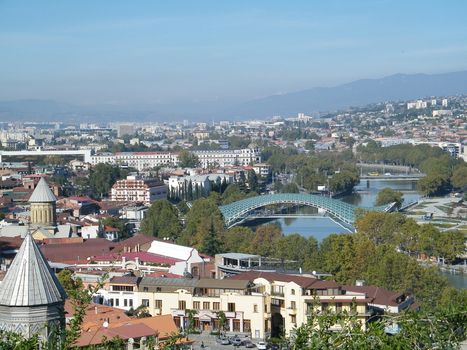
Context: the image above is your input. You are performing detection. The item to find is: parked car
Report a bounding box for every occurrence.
[216,337,231,345]
[269,344,280,350]
[242,340,256,348]
[256,341,268,350]
[231,337,243,346]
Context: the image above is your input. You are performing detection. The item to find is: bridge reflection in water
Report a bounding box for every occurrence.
[219,193,394,229]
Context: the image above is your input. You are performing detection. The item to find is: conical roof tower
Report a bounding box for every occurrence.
[0,233,66,338]
[29,177,57,227]
[29,177,57,203]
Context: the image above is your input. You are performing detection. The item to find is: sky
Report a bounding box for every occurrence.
[0,0,466,106]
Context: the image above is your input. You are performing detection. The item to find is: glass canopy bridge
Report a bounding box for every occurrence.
[219,193,395,229]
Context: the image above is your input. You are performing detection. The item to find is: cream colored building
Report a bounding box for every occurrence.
[98,276,267,339]
[96,272,384,340]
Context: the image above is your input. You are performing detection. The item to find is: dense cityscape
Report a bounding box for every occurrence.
[0,1,466,349]
[0,93,465,349]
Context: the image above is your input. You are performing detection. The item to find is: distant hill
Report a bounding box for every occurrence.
[0,70,466,122]
[227,70,467,118]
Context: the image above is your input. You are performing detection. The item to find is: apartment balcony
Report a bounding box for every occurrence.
[287,307,297,315]
[271,291,284,297]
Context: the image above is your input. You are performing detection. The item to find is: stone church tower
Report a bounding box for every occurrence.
[0,232,67,339]
[29,177,57,227]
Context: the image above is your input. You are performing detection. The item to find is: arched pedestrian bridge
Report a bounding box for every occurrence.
[219,193,394,228]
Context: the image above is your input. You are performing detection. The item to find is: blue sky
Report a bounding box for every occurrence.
[0,0,466,106]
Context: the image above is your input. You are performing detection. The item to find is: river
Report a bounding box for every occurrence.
[248,179,466,289]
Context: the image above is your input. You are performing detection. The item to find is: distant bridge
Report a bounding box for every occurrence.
[219,193,394,228]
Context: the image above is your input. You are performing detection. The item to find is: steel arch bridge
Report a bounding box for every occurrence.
[219,193,394,228]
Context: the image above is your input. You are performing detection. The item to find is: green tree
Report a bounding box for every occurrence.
[101,217,131,240]
[436,230,465,262]
[201,219,223,256]
[223,226,255,253]
[355,212,407,245]
[274,234,319,269]
[178,150,200,168]
[247,170,259,193]
[417,173,449,196]
[375,187,403,209]
[451,164,467,190]
[179,197,224,250]
[249,224,282,257]
[57,269,84,295]
[141,200,182,239]
[89,163,124,198]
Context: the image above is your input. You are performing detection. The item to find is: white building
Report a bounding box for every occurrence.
[442,98,448,107]
[193,148,261,168]
[91,152,179,171]
[147,239,205,276]
[111,175,167,204]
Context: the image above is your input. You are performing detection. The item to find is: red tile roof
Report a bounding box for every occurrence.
[123,251,182,265]
[41,238,115,264]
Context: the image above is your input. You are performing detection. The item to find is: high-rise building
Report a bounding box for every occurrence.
[117,124,135,138]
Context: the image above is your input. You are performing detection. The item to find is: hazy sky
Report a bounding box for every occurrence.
[1,0,466,106]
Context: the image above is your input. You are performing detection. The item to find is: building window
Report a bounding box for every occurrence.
[143,287,148,292]
[291,315,296,324]
[291,301,296,309]
[228,303,235,312]
[142,299,149,307]
[129,299,133,308]
[213,302,220,311]
[112,285,133,292]
[336,303,342,313]
[155,300,162,309]
[253,304,258,313]
[321,302,329,312]
[233,319,240,332]
[291,289,295,295]
[244,320,251,332]
[115,299,119,307]
[193,301,200,310]
[203,302,210,310]
[124,299,128,307]
[179,300,186,310]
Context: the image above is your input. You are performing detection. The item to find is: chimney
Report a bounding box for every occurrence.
[356,280,365,286]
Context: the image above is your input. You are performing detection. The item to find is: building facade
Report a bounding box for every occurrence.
[94,271,412,340]
[193,148,261,168]
[111,176,168,204]
[91,152,179,171]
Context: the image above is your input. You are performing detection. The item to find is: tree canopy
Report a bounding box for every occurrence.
[140,200,182,239]
[375,187,403,208]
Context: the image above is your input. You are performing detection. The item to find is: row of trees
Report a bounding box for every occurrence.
[262,146,359,194]
[356,211,465,262]
[357,142,467,196]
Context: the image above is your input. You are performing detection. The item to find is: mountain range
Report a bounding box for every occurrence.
[1,70,466,122]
